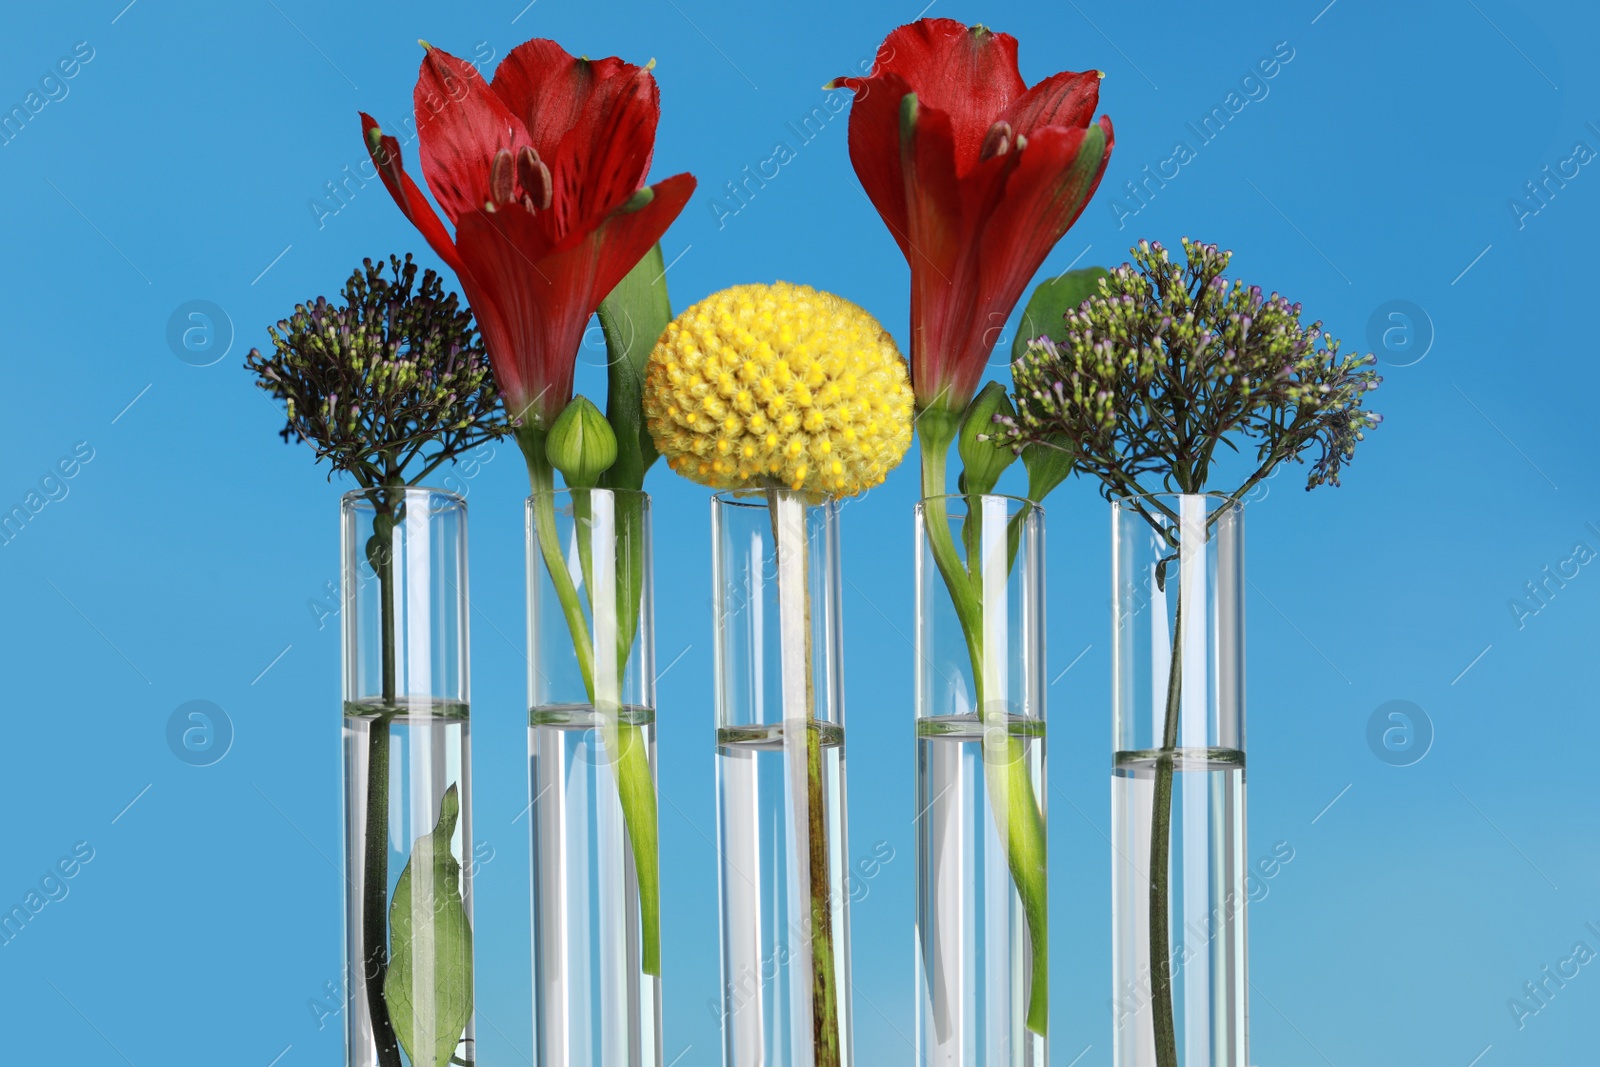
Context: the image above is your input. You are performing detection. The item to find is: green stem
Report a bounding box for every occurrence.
[766,490,841,1067]
[607,491,661,976]
[1120,491,1237,1065]
[919,437,982,649]
[807,718,840,1067]
[758,495,838,1067]
[364,493,402,1067]
[919,431,1049,1036]
[524,443,661,976]
[525,449,597,693]
[1148,595,1183,1067]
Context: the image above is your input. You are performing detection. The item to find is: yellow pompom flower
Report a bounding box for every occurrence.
[644,281,914,496]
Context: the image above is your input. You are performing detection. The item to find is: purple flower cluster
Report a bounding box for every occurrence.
[993,237,1383,503]
[246,255,508,488]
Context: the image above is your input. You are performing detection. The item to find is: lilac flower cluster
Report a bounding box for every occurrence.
[993,238,1382,503]
[246,255,508,488]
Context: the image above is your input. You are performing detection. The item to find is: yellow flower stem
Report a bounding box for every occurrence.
[919,419,1049,1036]
[523,436,662,976]
[767,489,841,1067]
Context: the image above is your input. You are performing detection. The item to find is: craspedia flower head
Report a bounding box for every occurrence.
[643,281,914,496]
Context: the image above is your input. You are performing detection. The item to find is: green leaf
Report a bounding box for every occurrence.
[1021,435,1076,504]
[597,243,674,491]
[385,784,473,1067]
[1011,266,1112,363]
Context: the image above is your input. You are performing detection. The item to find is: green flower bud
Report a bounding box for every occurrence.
[957,381,1016,497]
[547,395,618,489]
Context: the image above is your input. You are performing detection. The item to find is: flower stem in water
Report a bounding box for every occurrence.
[1148,596,1184,1067]
[364,494,402,1067]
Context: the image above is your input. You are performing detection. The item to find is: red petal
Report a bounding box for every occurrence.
[970,117,1113,363]
[1003,69,1101,136]
[838,71,915,262]
[490,39,638,163]
[549,65,661,239]
[447,213,546,424]
[359,112,466,277]
[857,19,1026,173]
[451,255,531,419]
[570,173,696,297]
[413,46,530,224]
[487,39,661,242]
[899,100,979,409]
[452,173,695,427]
[935,147,1036,407]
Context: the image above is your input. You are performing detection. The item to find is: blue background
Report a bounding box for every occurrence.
[0,0,1593,1064]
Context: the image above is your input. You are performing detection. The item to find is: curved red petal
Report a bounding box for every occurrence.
[900,102,980,409]
[451,208,561,425]
[969,117,1113,367]
[459,280,530,420]
[550,65,661,239]
[414,46,530,224]
[490,39,638,163]
[930,145,1039,407]
[1003,69,1101,136]
[359,112,466,277]
[856,18,1026,173]
[559,172,696,297]
[839,70,915,262]
[486,39,661,242]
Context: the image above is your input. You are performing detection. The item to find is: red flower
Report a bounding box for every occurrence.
[362,40,695,430]
[833,18,1113,414]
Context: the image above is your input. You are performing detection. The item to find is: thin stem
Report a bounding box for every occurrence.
[918,440,982,655]
[409,447,459,488]
[1217,413,1313,515]
[525,451,597,695]
[1147,594,1183,1067]
[767,490,840,1067]
[806,717,840,1067]
[918,435,1049,1036]
[525,448,661,975]
[363,492,402,1067]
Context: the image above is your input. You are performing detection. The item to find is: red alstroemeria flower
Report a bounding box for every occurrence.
[361,40,696,431]
[833,18,1113,415]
